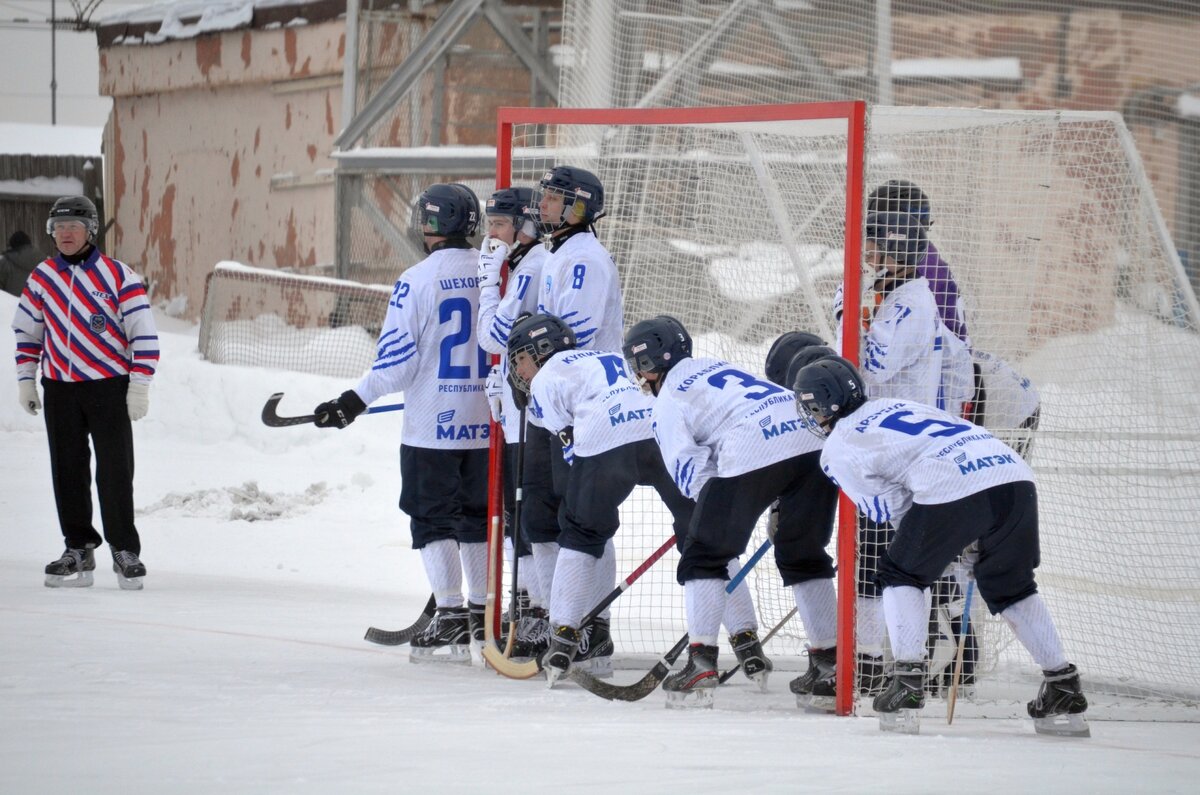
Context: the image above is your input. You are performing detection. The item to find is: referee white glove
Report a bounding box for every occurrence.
[18,379,40,416]
[127,381,150,421]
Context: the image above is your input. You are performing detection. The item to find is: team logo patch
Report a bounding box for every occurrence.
[759,415,772,428]
[437,409,456,424]
[609,403,621,416]
[89,313,105,333]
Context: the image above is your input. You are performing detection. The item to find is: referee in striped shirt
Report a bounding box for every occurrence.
[12,196,159,590]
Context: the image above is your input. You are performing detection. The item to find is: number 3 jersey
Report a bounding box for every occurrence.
[652,357,823,500]
[353,246,490,450]
[529,349,653,458]
[820,398,1035,528]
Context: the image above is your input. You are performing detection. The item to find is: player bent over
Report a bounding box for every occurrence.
[623,317,840,709]
[793,356,1088,736]
[314,183,491,664]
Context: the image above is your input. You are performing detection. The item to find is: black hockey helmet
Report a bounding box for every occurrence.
[864,211,927,269]
[537,165,605,232]
[486,186,535,220]
[507,313,577,394]
[418,183,480,239]
[764,331,827,386]
[792,355,867,438]
[783,345,838,392]
[46,195,99,237]
[623,315,692,381]
[868,179,932,229]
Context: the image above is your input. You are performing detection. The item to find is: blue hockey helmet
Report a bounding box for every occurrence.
[418,183,480,239]
[537,165,605,232]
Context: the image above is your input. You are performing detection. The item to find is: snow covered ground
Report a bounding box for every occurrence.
[2,291,1199,794]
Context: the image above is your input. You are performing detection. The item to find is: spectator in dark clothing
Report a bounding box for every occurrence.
[0,231,43,297]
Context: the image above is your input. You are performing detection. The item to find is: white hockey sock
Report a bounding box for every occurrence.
[685,579,726,646]
[590,540,617,622]
[549,548,597,628]
[532,542,559,606]
[792,578,838,649]
[856,595,887,656]
[518,554,540,605]
[722,557,759,635]
[419,539,463,608]
[458,541,488,606]
[882,585,931,662]
[1002,593,1069,671]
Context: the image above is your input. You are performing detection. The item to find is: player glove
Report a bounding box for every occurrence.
[314,389,367,429]
[477,239,508,290]
[127,381,150,421]
[18,379,40,416]
[485,364,504,422]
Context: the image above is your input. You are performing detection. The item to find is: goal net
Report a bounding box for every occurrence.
[198,261,390,379]
[495,103,1200,720]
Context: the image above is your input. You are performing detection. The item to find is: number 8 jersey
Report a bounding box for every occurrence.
[819,398,1035,528]
[353,246,490,450]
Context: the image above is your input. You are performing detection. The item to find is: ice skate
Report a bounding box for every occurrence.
[510,605,549,662]
[874,661,925,734]
[110,550,145,590]
[541,624,581,687]
[1028,664,1090,738]
[44,547,95,588]
[573,619,614,679]
[663,643,718,709]
[790,646,836,713]
[409,606,471,664]
[730,629,773,692]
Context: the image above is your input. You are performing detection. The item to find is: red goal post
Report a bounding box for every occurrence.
[491,102,868,716]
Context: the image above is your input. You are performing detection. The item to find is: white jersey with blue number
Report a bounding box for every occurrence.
[820,398,1035,528]
[477,243,550,441]
[536,231,624,352]
[863,277,973,418]
[354,247,490,450]
[652,357,822,500]
[529,349,653,458]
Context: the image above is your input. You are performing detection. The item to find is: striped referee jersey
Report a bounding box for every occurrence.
[12,247,159,384]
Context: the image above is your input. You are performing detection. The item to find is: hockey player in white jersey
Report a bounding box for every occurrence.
[505,313,700,685]
[623,317,840,708]
[515,166,625,663]
[314,183,491,664]
[793,356,1088,737]
[475,186,552,658]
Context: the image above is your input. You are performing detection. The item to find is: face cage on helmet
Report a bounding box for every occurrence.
[795,398,835,439]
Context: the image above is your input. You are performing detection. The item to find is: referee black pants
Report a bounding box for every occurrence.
[42,376,139,555]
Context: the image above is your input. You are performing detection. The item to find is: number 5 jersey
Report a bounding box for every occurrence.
[819,398,1035,527]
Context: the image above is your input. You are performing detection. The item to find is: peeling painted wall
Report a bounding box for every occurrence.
[100,22,345,316]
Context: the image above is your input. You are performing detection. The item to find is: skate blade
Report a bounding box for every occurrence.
[1033,714,1091,738]
[115,574,144,591]
[745,670,770,693]
[879,709,921,734]
[797,694,835,714]
[544,666,569,689]
[409,645,471,664]
[45,571,94,588]
[665,688,715,710]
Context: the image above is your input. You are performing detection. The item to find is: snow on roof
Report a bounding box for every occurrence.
[98,0,330,45]
[0,123,103,157]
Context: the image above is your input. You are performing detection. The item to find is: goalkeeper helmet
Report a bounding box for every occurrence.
[507,313,576,394]
[868,180,932,229]
[764,331,827,387]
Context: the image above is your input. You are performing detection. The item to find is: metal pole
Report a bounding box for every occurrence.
[51,0,57,124]
[341,0,359,133]
[875,0,892,105]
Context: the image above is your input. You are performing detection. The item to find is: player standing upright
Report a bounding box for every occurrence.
[623,316,839,708]
[475,186,551,657]
[520,166,625,657]
[13,196,158,590]
[793,356,1089,736]
[313,183,490,663]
